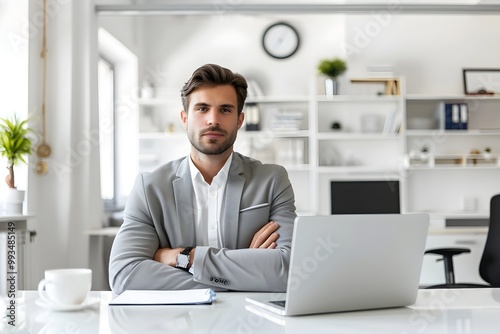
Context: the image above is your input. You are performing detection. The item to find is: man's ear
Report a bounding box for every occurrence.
[180,110,187,128]
[237,112,244,130]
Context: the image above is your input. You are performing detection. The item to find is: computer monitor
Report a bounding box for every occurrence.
[330,180,400,214]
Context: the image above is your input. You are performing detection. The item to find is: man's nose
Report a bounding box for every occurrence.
[207,110,220,126]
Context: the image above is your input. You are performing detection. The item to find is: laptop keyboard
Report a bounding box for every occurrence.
[270,300,286,308]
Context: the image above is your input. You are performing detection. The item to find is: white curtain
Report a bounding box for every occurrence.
[28,0,103,288]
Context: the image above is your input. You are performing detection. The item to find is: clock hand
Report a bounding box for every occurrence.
[274,33,287,49]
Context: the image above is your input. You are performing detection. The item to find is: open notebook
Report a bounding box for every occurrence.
[109,288,217,306]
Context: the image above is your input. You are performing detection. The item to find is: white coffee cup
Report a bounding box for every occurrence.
[38,268,92,307]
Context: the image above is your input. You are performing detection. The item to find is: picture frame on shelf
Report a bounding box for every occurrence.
[463,68,500,95]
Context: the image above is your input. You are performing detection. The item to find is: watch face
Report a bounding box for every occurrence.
[262,22,300,59]
[176,254,189,268]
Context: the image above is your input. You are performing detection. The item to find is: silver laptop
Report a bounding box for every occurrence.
[246,213,429,316]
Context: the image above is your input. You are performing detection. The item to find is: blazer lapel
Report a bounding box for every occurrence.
[221,154,245,249]
[172,157,196,244]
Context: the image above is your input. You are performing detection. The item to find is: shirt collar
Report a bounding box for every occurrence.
[189,152,234,183]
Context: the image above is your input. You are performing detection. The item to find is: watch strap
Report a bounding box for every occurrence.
[181,246,193,255]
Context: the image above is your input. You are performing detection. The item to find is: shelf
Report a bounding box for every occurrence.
[317,166,401,174]
[406,153,500,169]
[238,130,310,138]
[317,132,400,140]
[428,226,489,235]
[407,166,500,171]
[316,95,401,102]
[430,211,489,219]
[246,96,309,103]
[406,129,500,136]
[406,94,500,101]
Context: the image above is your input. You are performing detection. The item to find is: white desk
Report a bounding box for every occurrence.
[1,289,500,333]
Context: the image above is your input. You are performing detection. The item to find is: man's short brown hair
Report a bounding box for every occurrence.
[181,64,248,114]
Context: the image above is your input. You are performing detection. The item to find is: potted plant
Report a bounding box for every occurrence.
[0,115,33,214]
[317,58,347,95]
[484,146,492,160]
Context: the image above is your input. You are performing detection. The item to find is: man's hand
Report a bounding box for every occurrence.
[249,221,279,249]
[154,247,196,268]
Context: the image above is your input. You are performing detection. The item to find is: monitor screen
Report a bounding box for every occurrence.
[330,180,400,214]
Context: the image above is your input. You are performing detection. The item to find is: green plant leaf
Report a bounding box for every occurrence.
[0,115,33,188]
[318,58,347,78]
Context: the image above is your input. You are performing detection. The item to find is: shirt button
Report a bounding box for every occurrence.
[209,225,216,231]
[209,191,216,198]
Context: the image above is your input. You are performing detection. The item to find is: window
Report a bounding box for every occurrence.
[98,57,115,203]
[97,28,138,211]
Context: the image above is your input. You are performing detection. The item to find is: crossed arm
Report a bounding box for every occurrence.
[153,221,280,267]
[109,164,296,294]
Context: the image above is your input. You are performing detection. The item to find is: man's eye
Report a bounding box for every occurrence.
[197,107,208,112]
[221,108,232,113]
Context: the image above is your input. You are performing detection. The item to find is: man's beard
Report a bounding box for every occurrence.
[188,126,237,155]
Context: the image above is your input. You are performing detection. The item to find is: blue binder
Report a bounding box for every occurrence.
[439,102,468,130]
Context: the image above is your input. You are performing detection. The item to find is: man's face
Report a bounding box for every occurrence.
[181,85,244,156]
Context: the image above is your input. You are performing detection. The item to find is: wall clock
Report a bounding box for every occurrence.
[262,22,300,59]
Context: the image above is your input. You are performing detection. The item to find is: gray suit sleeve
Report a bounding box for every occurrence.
[108,174,214,294]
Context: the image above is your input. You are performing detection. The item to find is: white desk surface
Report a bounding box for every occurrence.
[88,226,490,237]
[1,288,500,333]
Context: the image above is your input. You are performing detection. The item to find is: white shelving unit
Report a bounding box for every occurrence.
[310,77,406,214]
[404,93,500,220]
[242,97,313,214]
[134,81,500,222]
[135,81,500,285]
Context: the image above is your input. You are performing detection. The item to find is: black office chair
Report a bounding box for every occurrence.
[424,194,500,289]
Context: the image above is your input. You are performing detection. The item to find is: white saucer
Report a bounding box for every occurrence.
[35,296,100,312]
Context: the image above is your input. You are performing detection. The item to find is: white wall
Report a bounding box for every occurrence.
[345,14,500,94]
[0,0,28,118]
[0,0,29,194]
[140,14,346,97]
[103,12,500,96]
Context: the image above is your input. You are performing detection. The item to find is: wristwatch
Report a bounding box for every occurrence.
[176,246,193,270]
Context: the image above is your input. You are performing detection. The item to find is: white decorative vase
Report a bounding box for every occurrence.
[3,189,25,214]
[325,77,339,96]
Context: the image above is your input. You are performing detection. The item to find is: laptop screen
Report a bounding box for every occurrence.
[330,180,400,214]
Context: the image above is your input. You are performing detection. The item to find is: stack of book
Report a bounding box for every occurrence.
[270,111,303,131]
[382,110,401,134]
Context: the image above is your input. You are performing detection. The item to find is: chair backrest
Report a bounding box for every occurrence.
[479,194,500,287]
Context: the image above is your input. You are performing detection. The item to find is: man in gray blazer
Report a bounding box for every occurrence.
[109,64,296,294]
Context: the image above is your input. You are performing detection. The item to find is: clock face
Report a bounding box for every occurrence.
[262,22,300,59]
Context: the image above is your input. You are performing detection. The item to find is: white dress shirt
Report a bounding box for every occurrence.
[189,153,233,249]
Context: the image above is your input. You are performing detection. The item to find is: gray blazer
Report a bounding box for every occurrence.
[109,152,296,294]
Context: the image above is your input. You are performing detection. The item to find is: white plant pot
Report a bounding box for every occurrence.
[325,77,339,96]
[3,189,25,214]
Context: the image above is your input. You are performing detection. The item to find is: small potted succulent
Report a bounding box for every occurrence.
[0,115,33,213]
[484,146,492,160]
[317,57,347,95]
